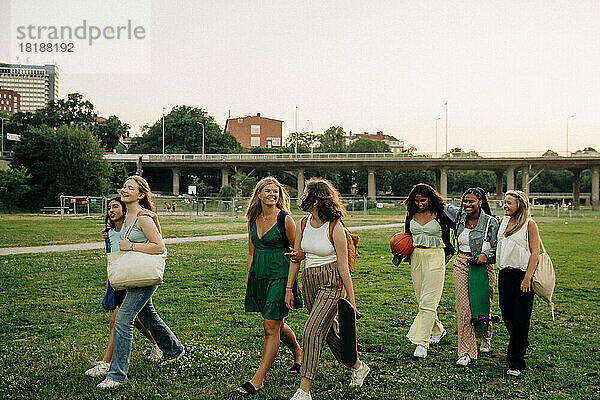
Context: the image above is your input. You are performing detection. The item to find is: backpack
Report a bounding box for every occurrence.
[301,216,359,273]
[532,238,555,320]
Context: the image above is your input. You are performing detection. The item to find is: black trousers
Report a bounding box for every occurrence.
[498,268,535,371]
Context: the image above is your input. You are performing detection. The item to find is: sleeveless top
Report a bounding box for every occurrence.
[410,219,445,248]
[496,217,531,271]
[457,228,472,253]
[122,220,149,243]
[107,228,122,253]
[301,215,337,268]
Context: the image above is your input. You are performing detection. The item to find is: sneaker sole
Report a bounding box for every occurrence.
[161,348,185,365]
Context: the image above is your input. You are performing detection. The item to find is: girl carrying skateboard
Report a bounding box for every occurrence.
[443,188,499,366]
[285,178,369,400]
[235,177,303,396]
[85,197,163,378]
[403,184,455,358]
[496,190,540,377]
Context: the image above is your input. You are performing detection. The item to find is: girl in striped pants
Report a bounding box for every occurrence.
[285,178,370,400]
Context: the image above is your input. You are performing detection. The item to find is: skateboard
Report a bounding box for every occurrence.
[338,298,362,368]
[468,258,500,336]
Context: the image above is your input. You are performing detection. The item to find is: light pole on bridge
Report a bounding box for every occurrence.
[197,121,205,155]
[162,107,166,154]
[566,114,575,156]
[1,117,8,156]
[435,116,441,158]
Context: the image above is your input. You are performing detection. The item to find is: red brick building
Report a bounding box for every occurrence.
[0,88,20,115]
[224,113,283,150]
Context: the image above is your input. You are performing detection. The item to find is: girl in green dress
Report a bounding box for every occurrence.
[236,177,303,396]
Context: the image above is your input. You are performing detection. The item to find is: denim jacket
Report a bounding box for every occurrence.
[443,204,499,263]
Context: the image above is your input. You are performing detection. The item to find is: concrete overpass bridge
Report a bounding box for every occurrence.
[104,152,600,210]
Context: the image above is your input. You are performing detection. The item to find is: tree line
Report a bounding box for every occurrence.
[0,93,595,211]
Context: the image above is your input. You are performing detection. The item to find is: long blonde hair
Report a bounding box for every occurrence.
[127,175,155,211]
[245,177,290,223]
[504,190,531,236]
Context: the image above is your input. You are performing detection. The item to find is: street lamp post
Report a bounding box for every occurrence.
[1,118,8,157]
[444,102,449,155]
[162,107,166,154]
[197,121,205,155]
[435,117,441,158]
[307,119,314,155]
[566,114,575,156]
[294,106,298,157]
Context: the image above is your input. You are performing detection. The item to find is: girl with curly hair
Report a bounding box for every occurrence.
[284,178,369,400]
[403,183,455,359]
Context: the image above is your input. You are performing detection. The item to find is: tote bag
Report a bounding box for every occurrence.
[532,239,555,320]
[481,217,492,253]
[107,218,166,291]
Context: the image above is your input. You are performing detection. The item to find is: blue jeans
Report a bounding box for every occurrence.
[107,285,184,382]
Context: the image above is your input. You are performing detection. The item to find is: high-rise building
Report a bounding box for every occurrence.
[0,63,59,112]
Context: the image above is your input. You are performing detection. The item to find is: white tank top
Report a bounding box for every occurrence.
[496,217,531,271]
[457,228,472,253]
[301,215,337,269]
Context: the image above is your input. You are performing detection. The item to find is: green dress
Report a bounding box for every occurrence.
[245,221,303,320]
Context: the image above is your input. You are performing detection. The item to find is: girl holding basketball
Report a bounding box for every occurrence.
[403,184,455,358]
[285,178,369,400]
[496,190,540,376]
[443,188,499,366]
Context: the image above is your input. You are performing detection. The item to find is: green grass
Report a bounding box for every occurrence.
[1,214,599,399]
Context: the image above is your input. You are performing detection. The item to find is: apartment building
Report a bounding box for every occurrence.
[0,63,59,112]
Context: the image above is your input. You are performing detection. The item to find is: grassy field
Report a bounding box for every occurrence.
[0,215,599,399]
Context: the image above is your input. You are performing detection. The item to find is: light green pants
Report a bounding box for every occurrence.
[407,247,446,347]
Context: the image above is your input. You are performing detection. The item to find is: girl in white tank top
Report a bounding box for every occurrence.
[301,215,337,268]
[497,216,532,272]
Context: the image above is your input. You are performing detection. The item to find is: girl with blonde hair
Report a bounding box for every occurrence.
[97,176,185,389]
[236,177,303,396]
[496,190,541,377]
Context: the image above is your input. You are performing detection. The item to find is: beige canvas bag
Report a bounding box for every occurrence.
[532,239,555,320]
[107,218,166,291]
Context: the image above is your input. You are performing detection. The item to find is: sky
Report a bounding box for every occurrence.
[1,0,599,155]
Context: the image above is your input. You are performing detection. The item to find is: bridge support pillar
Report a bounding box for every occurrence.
[521,166,530,195]
[221,168,229,187]
[367,169,376,200]
[507,167,516,191]
[592,166,599,211]
[436,168,448,199]
[495,171,503,198]
[136,156,143,176]
[171,168,181,195]
[572,170,581,210]
[297,169,305,198]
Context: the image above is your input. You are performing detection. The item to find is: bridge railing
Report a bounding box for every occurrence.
[104,151,600,162]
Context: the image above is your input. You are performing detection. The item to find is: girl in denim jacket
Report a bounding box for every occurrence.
[443,188,499,366]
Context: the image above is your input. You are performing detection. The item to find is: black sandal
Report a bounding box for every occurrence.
[287,362,301,374]
[235,381,261,396]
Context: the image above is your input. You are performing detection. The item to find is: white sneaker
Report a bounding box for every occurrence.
[96,377,126,389]
[290,388,312,400]
[85,361,110,377]
[413,344,427,358]
[456,354,471,366]
[506,369,521,377]
[349,361,370,387]
[148,344,163,362]
[161,348,185,365]
[480,339,491,353]
[430,328,447,344]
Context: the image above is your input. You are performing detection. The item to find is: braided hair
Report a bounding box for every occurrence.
[455,187,493,226]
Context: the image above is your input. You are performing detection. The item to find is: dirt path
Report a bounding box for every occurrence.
[0,223,404,256]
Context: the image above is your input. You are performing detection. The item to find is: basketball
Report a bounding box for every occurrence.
[390,232,413,257]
